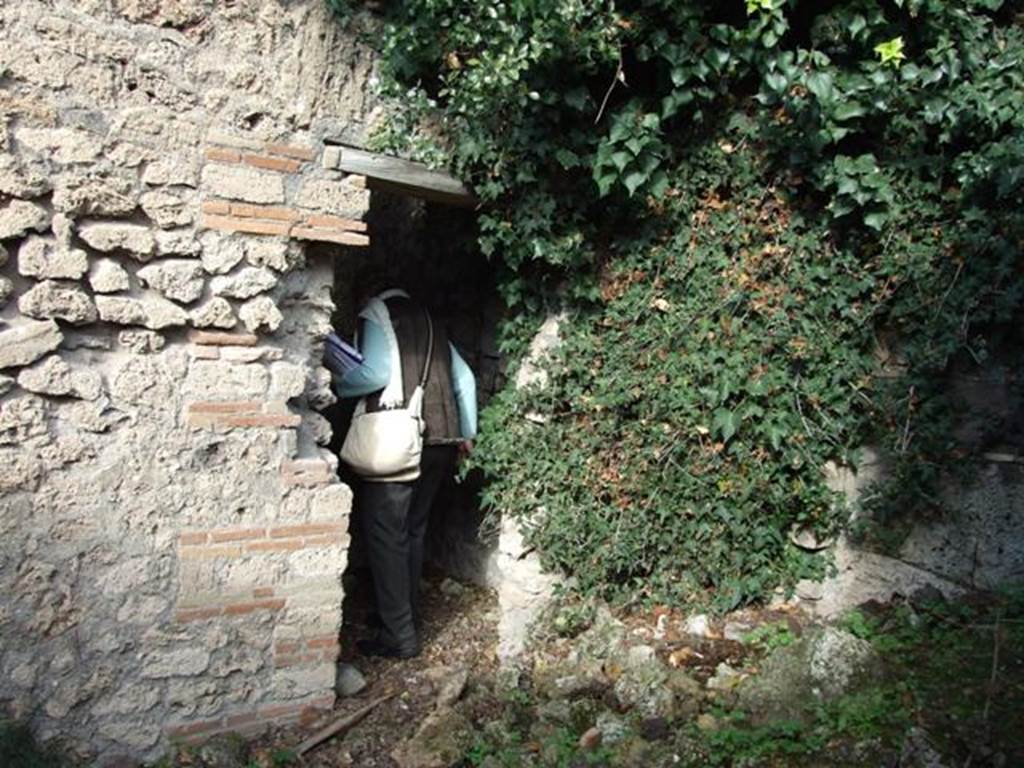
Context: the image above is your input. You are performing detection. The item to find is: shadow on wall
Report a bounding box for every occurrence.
[321,188,505,586]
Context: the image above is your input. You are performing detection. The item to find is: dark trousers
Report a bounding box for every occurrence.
[359,445,457,650]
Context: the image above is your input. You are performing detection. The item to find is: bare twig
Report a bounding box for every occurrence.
[898,385,915,454]
[981,607,1003,723]
[595,52,625,125]
[295,693,394,756]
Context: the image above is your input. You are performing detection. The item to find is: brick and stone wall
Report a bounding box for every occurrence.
[0,1,376,761]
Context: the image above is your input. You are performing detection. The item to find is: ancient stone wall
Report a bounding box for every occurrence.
[0,1,375,761]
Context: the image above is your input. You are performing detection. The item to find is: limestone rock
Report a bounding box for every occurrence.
[269,361,305,400]
[18,236,89,280]
[118,330,165,354]
[113,0,206,27]
[334,663,367,698]
[200,234,245,275]
[142,154,199,187]
[210,267,276,299]
[0,277,13,308]
[190,297,237,329]
[0,375,13,397]
[79,222,155,259]
[137,260,205,304]
[14,126,102,164]
[0,154,51,197]
[19,281,98,325]
[52,174,138,216]
[309,412,332,445]
[900,727,948,768]
[141,647,211,679]
[391,705,472,768]
[156,229,200,256]
[140,190,194,228]
[89,259,131,293]
[0,320,64,370]
[17,355,73,397]
[0,200,50,241]
[736,627,878,726]
[244,238,290,272]
[239,296,283,333]
[294,178,370,217]
[195,734,249,768]
[17,355,101,400]
[612,645,676,719]
[201,164,284,204]
[96,296,189,330]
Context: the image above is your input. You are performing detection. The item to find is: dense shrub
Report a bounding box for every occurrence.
[330,0,1024,608]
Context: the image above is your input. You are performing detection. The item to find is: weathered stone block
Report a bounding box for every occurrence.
[18,236,89,280]
[309,483,353,521]
[269,362,305,400]
[89,259,131,293]
[156,229,201,257]
[210,267,277,299]
[0,154,51,198]
[16,355,101,400]
[142,154,200,187]
[244,238,291,272]
[79,222,155,259]
[96,296,189,329]
[53,174,138,216]
[14,126,103,164]
[191,297,237,329]
[19,281,98,325]
[239,296,283,333]
[141,647,212,679]
[0,200,50,241]
[184,360,269,400]
[0,277,13,308]
[0,320,64,370]
[294,178,370,217]
[201,164,285,204]
[200,233,245,275]
[141,190,194,228]
[118,330,166,354]
[137,260,205,304]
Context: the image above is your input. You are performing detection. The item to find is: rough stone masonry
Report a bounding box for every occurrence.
[0,1,378,761]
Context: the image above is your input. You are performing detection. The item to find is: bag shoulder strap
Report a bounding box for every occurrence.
[419,309,434,388]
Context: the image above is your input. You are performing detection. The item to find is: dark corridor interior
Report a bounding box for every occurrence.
[321,187,505,653]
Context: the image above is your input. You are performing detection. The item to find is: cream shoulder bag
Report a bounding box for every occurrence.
[340,310,433,482]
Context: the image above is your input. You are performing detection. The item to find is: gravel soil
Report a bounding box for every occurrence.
[250,568,499,767]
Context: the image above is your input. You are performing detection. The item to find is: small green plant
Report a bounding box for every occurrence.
[740,621,796,652]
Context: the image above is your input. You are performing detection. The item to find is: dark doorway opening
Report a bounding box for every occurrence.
[322,186,505,659]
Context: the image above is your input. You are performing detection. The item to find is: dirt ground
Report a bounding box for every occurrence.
[252,567,500,767]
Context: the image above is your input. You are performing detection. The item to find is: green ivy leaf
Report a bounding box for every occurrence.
[713,408,741,442]
[874,36,906,68]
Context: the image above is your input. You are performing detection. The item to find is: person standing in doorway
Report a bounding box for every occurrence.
[325,284,477,659]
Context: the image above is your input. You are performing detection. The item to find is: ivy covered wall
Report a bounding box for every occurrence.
[331,0,1024,609]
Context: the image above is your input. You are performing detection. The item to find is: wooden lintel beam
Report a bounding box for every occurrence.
[323,144,477,208]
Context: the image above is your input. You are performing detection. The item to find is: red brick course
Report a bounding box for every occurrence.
[166,695,334,742]
[291,226,370,246]
[264,142,316,161]
[201,213,291,236]
[241,153,302,173]
[184,401,301,430]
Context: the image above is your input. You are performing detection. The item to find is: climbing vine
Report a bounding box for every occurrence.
[329,0,1024,608]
